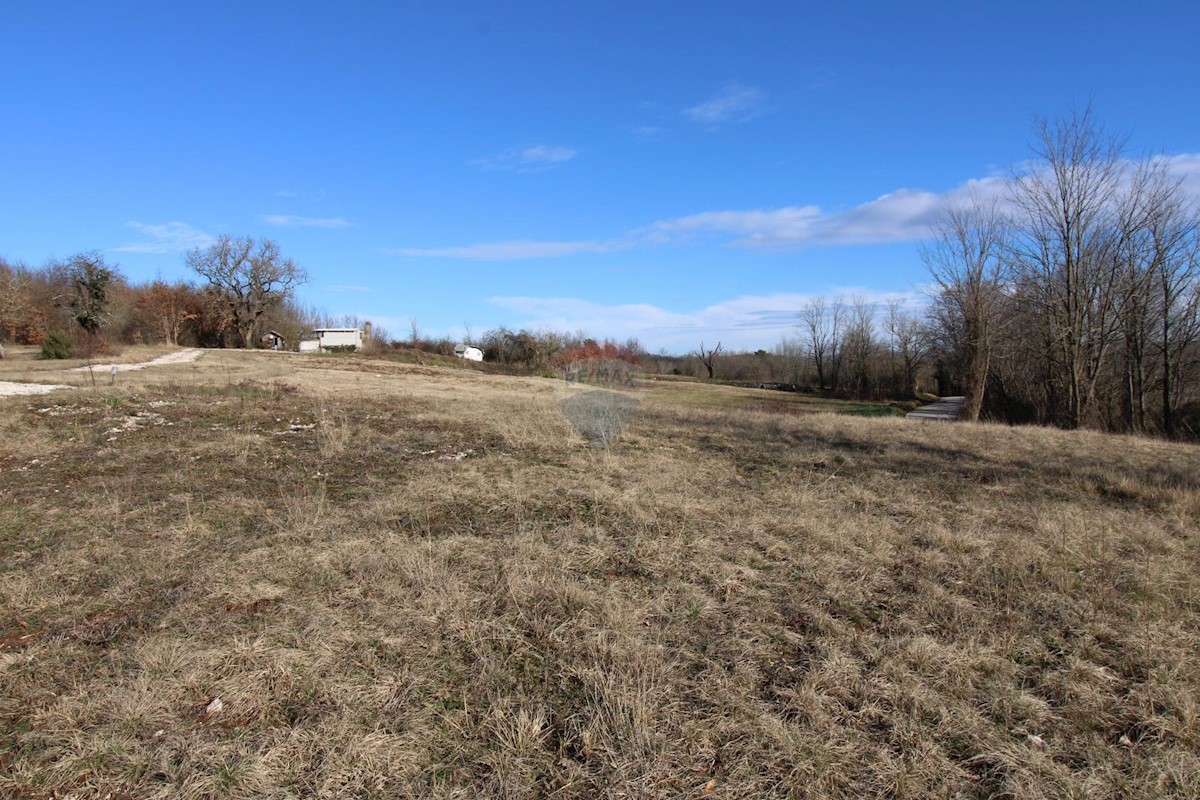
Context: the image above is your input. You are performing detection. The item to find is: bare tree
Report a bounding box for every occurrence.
[886,300,928,397]
[1007,106,1126,428]
[773,335,805,385]
[921,191,1009,420]
[844,297,876,398]
[0,260,32,345]
[798,297,845,390]
[142,280,197,346]
[186,235,307,348]
[1146,183,1200,437]
[693,341,723,379]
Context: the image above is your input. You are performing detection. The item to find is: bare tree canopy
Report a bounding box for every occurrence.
[1007,106,1128,428]
[0,260,34,344]
[798,297,844,391]
[186,235,307,348]
[693,341,723,379]
[920,192,1009,420]
[922,105,1200,436]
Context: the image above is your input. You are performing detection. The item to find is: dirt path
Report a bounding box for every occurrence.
[0,381,74,396]
[906,396,965,422]
[0,348,206,397]
[69,348,205,373]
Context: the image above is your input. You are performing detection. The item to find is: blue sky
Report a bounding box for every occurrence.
[3,1,1199,352]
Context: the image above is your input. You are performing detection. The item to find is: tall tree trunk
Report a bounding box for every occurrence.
[961,333,989,421]
[1163,310,1175,438]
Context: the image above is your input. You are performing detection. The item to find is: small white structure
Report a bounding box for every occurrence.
[455,344,484,362]
[300,328,364,352]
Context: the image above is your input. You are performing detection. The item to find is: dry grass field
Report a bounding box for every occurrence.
[1,348,1198,798]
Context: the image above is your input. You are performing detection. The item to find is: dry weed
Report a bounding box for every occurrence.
[1,355,1198,797]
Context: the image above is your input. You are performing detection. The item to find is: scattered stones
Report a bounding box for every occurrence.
[103,411,168,440]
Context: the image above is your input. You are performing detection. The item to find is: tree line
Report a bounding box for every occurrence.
[4,109,1195,437]
[0,235,312,358]
[923,107,1200,437]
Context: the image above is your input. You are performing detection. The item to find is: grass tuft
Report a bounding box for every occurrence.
[1,350,1198,797]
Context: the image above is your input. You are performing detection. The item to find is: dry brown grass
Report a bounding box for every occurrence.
[1,350,1198,798]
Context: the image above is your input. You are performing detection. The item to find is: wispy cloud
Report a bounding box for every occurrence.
[391,239,620,260]
[627,125,664,140]
[392,154,1200,260]
[489,290,923,352]
[113,221,215,254]
[262,214,352,229]
[685,82,769,127]
[470,144,578,172]
[326,284,374,293]
[276,189,297,198]
[646,188,968,248]
[1162,152,1200,197]
[392,190,957,260]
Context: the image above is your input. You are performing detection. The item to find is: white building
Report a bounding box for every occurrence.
[300,328,364,352]
[454,344,484,362]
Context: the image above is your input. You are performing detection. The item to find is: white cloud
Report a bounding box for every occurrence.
[471,144,578,172]
[392,239,621,260]
[489,290,924,352]
[326,284,374,293]
[262,215,352,229]
[685,82,768,127]
[393,153,1200,260]
[276,189,298,198]
[628,125,664,139]
[393,188,949,260]
[520,145,576,164]
[1160,152,1200,198]
[649,192,940,248]
[113,221,215,254]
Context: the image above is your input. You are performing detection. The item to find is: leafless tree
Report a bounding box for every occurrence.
[186,235,307,349]
[693,341,723,379]
[1007,106,1126,428]
[844,297,876,398]
[142,280,197,346]
[0,261,32,344]
[1143,178,1200,436]
[798,297,845,390]
[773,335,805,385]
[886,300,928,397]
[921,191,1009,420]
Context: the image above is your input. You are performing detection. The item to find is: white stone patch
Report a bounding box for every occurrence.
[104,411,169,440]
[438,449,476,461]
[0,381,72,397]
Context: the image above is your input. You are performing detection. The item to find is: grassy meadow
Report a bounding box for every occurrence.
[1,348,1198,798]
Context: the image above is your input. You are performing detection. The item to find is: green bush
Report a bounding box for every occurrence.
[322,344,357,353]
[41,329,74,359]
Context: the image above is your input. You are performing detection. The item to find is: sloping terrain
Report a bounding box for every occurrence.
[1,352,1198,798]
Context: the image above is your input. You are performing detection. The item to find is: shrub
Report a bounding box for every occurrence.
[557,338,642,367]
[323,344,357,353]
[41,329,73,359]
